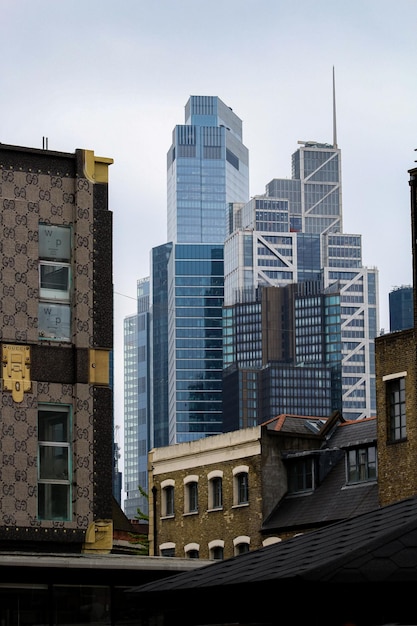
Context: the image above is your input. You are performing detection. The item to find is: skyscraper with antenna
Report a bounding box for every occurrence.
[123,79,379,515]
[223,70,379,423]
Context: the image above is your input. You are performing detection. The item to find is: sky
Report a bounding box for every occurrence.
[2,0,417,489]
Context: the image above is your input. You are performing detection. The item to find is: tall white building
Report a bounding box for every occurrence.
[224,140,378,420]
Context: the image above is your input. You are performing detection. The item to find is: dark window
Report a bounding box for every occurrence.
[236,543,250,555]
[163,486,174,517]
[287,458,313,493]
[39,263,71,300]
[160,547,175,557]
[211,477,222,509]
[387,377,406,441]
[187,549,199,559]
[211,546,224,560]
[237,473,249,504]
[188,482,198,513]
[347,446,377,483]
[226,149,239,170]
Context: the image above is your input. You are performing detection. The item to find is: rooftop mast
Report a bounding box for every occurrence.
[333,66,338,148]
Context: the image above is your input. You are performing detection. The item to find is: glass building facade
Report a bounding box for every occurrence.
[222,283,342,431]
[167,243,224,442]
[389,285,413,332]
[124,104,379,514]
[152,96,249,446]
[123,277,150,518]
[224,140,378,422]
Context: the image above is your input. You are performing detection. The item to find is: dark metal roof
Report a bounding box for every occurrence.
[133,495,417,593]
[262,415,378,532]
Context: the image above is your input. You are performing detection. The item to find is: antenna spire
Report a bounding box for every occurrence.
[332,66,338,148]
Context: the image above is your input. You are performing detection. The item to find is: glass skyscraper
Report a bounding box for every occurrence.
[123,277,150,518]
[123,98,379,515]
[152,96,249,446]
[389,285,413,332]
[224,140,378,422]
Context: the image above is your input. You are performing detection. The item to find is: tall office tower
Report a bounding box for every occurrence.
[224,138,378,422]
[223,281,342,431]
[151,96,249,445]
[123,277,150,519]
[389,285,413,332]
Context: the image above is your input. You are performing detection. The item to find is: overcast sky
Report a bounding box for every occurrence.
[3,0,417,478]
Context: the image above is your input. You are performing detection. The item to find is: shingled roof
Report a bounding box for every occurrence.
[134,494,417,594]
[262,417,379,533]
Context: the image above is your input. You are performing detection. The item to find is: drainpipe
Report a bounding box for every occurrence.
[152,485,157,556]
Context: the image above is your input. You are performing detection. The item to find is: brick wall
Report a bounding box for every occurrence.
[151,454,263,560]
[375,328,417,506]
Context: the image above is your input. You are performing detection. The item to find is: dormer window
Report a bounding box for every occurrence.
[347,445,377,484]
[287,457,314,494]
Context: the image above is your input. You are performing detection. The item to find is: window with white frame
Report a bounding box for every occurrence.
[384,373,407,442]
[39,262,71,301]
[207,471,223,510]
[185,543,200,559]
[262,537,282,547]
[347,445,377,483]
[159,542,175,557]
[38,224,72,341]
[233,465,249,506]
[184,475,198,514]
[233,535,250,556]
[208,540,224,560]
[161,479,175,517]
[38,404,71,521]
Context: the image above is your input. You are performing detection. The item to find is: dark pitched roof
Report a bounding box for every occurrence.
[262,458,379,532]
[263,409,345,438]
[264,413,329,437]
[262,415,378,532]
[133,495,417,593]
[328,416,376,448]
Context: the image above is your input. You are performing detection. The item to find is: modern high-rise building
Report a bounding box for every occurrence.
[224,138,378,422]
[123,96,250,515]
[123,92,379,515]
[389,285,413,332]
[151,96,249,447]
[123,277,150,519]
[222,281,342,431]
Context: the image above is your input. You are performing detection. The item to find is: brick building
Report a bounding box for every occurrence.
[375,165,417,507]
[148,411,378,558]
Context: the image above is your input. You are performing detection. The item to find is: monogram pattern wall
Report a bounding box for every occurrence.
[0,149,102,539]
[0,168,93,347]
[1,382,92,530]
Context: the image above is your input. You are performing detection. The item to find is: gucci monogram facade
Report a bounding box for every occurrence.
[0,144,113,550]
